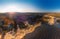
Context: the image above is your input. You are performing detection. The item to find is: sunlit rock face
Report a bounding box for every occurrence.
[0,13,41,39]
[0,23,41,39]
[43,15,55,25]
[48,16,55,25]
[0,13,59,39]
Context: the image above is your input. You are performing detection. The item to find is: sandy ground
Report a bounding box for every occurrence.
[0,23,41,39]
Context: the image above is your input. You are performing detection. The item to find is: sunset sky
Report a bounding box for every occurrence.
[0,0,60,12]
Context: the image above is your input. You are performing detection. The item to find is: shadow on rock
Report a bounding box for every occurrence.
[22,23,58,39]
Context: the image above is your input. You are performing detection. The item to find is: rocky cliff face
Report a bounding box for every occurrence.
[0,23,41,39]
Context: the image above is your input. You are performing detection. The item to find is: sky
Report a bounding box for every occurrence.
[0,0,60,12]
